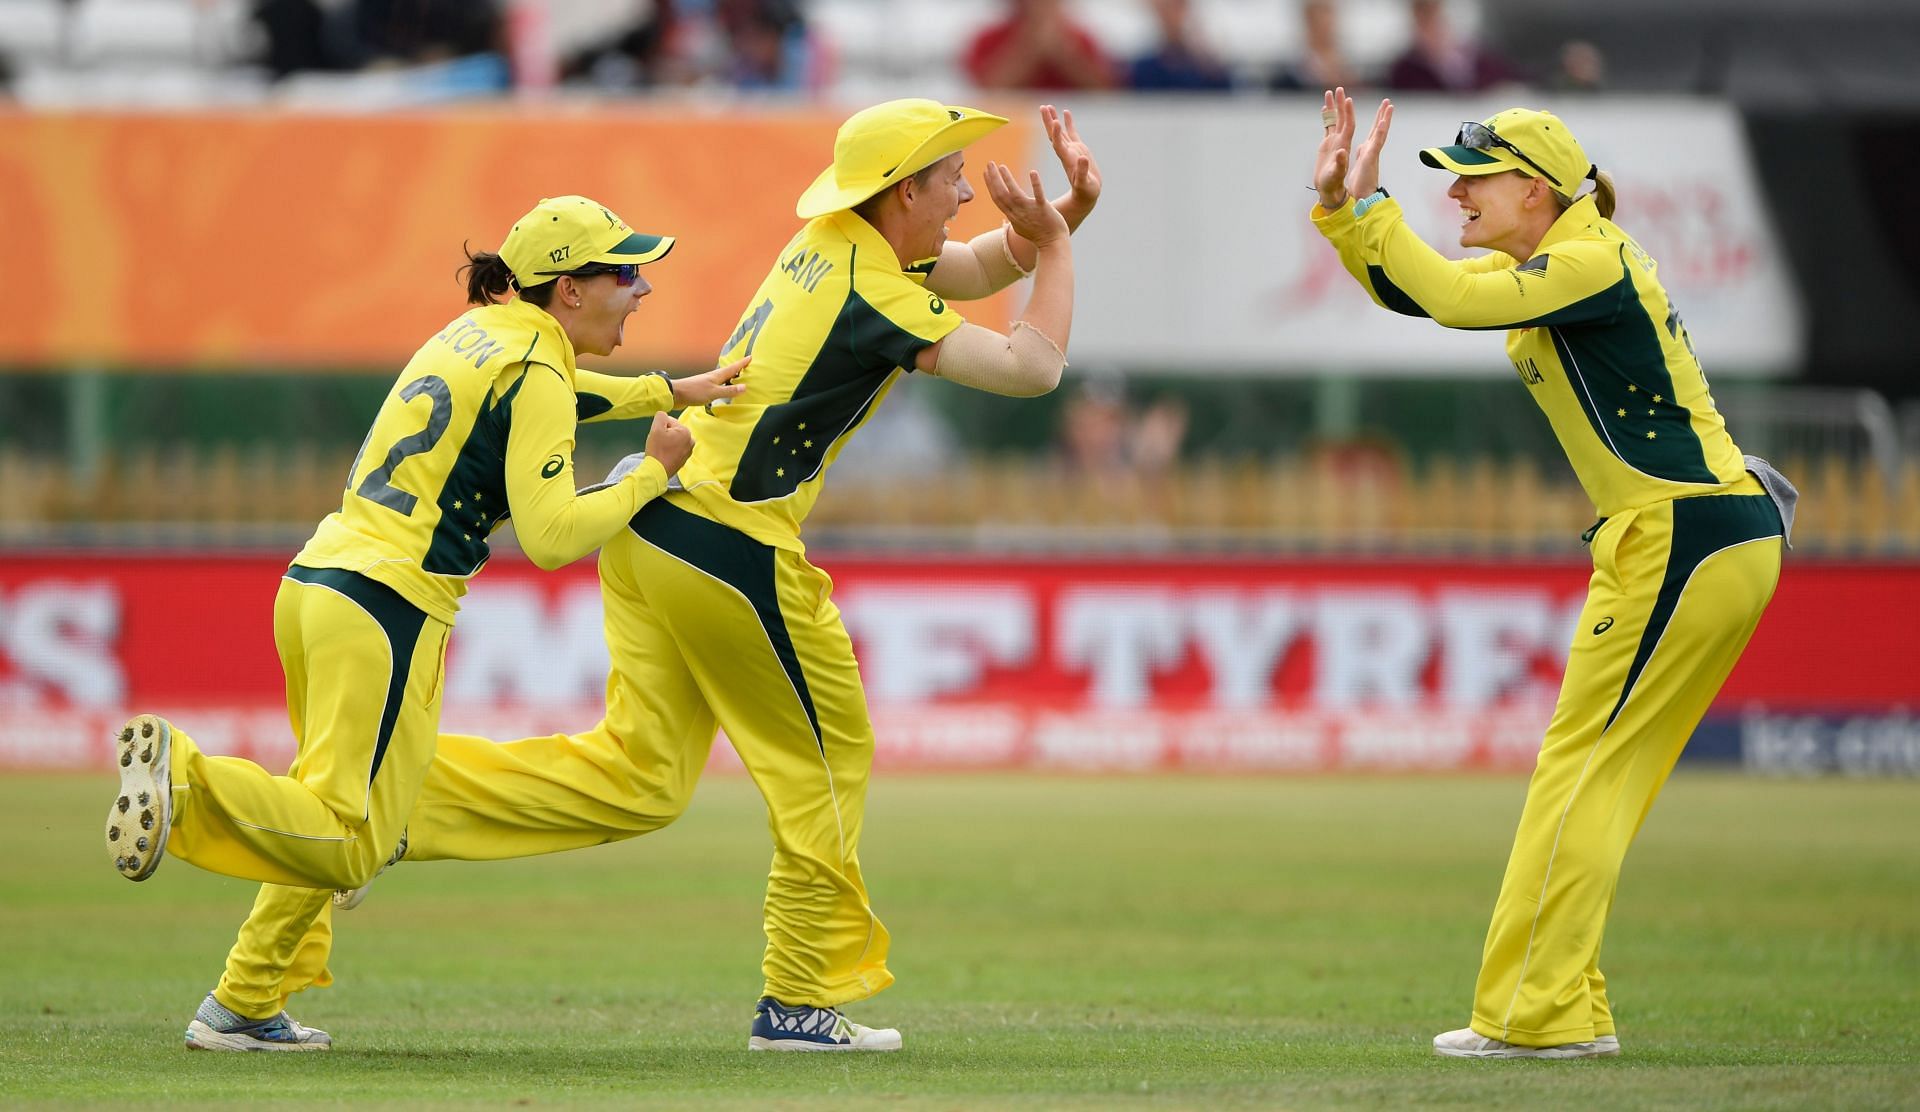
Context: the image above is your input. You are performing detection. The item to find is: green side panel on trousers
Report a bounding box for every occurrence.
[1602,493,1783,732]
[627,500,822,748]
[285,564,429,780]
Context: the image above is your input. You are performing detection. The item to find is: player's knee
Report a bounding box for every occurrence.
[333,841,387,889]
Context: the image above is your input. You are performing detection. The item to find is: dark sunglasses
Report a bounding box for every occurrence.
[1456,121,1561,187]
[536,262,644,286]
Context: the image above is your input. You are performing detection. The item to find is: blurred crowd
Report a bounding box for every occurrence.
[237,0,1606,96]
[248,0,828,90]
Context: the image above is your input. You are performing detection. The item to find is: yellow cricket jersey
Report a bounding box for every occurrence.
[295,297,677,624]
[1313,194,1750,517]
[669,210,965,551]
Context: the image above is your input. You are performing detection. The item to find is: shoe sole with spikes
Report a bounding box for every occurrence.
[107,715,173,881]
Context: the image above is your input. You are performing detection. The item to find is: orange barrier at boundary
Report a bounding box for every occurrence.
[0,106,1025,371]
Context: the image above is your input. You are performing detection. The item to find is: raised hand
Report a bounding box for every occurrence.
[1345,97,1394,203]
[671,355,751,406]
[1313,87,1356,209]
[985,160,1069,249]
[1041,104,1101,227]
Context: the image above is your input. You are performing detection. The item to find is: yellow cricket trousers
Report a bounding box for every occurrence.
[1471,481,1783,1046]
[309,500,891,1008]
[167,566,448,1018]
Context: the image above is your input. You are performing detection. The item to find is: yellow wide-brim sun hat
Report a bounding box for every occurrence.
[1418,108,1590,197]
[796,99,1009,219]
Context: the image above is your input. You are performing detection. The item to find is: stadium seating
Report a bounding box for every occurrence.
[2,441,1910,556]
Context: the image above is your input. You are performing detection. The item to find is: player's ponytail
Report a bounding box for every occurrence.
[460,244,516,306]
[1589,166,1617,219]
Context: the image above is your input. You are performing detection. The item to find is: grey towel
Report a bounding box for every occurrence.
[578,451,684,495]
[578,451,649,496]
[1743,454,1799,549]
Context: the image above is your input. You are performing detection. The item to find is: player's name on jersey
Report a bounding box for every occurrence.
[434,317,511,369]
[783,247,835,293]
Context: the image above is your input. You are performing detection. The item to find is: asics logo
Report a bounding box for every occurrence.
[541,455,565,479]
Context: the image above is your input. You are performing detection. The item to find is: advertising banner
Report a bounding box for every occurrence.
[1,97,1796,376]
[0,107,1023,371]
[2,553,1910,775]
[1064,96,1803,375]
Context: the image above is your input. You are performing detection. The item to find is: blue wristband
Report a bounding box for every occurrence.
[1351,188,1390,218]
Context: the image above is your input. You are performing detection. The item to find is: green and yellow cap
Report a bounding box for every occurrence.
[499,195,675,290]
[796,98,1008,219]
[1419,108,1592,198]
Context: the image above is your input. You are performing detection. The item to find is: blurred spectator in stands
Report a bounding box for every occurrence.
[715,0,827,92]
[965,0,1117,92]
[1055,375,1189,486]
[562,0,695,89]
[1128,0,1231,92]
[0,52,14,99]
[563,0,824,93]
[349,0,503,68]
[253,0,357,79]
[1384,0,1525,92]
[1271,0,1362,92]
[1553,39,1606,91]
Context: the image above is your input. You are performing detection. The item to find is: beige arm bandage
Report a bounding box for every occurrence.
[928,321,1067,397]
[924,224,1035,300]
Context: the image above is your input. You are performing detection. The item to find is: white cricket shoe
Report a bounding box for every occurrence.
[185,993,332,1051]
[1594,1034,1621,1056]
[1433,1027,1606,1059]
[748,996,902,1051]
[107,715,173,881]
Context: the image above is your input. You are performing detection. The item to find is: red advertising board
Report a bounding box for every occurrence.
[1,553,1914,774]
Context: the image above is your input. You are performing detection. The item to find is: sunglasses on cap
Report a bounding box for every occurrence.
[1456,121,1562,188]
[535,262,645,286]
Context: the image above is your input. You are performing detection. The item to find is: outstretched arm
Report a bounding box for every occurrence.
[1307,89,1620,328]
[573,357,748,423]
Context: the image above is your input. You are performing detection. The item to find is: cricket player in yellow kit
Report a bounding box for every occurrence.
[316,101,1101,1052]
[1310,91,1798,1058]
[105,195,747,1050]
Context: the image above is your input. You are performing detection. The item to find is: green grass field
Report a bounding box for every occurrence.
[2,772,1915,1109]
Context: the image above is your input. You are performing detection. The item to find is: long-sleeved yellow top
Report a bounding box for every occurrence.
[296,297,677,624]
[1312,193,1750,517]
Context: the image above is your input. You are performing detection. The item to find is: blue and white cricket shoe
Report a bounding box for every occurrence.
[184,993,332,1052]
[748,996,901,1052]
